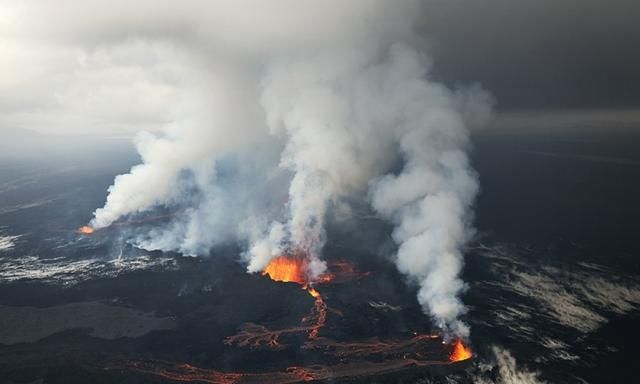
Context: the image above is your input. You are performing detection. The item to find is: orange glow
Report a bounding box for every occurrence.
[262,255,308,284]
[307,287,321,299]
[449,339,473,362]
[303,286,326,339]
[261,254,328,339]
[78,226,95,235]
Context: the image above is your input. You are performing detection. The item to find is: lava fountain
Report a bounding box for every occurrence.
[449,339,473,362]
[262,255,308,284]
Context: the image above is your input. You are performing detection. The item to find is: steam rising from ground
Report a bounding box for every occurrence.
[473,347,545,384]
[8,1,491,336]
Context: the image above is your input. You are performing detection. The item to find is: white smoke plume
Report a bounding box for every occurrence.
[474,347,546,384]
[52,0,493,336]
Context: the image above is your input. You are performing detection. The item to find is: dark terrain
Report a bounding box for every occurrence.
[0,125,639,383]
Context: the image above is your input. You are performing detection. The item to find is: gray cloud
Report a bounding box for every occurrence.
[1,0,636,138]
[0,0,415,136]
[419,0,640,110]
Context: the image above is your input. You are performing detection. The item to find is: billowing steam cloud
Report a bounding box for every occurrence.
[82,1,491,336]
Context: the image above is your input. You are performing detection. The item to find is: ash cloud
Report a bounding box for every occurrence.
[3,1,492,336]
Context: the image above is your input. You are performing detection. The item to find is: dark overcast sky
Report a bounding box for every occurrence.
[2,0,638,137]
[419,0,640,110]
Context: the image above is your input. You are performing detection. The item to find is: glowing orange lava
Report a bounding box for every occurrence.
[449,339,473,362]
[260,254,328,339]
[303,286,327,339]
[262,255,308,284]
[307,287,321,299]
[78,226,95,235]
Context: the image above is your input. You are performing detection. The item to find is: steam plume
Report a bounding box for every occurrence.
[88,1,491,336]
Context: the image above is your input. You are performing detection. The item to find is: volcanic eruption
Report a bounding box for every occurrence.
[86,0,490,352]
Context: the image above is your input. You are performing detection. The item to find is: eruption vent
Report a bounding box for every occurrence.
[262,255,308,285]
[449,339,473,362]
[78,226,95,235]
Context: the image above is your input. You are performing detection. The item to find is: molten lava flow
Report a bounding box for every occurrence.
[449,339,473,362]
[321,260,370,283]
[261,256,368,287]
[303,286,327,339]
[224,284,328,349]
[258,255,329,340]
[112,352,449,384]
[118,254,458,383]
[262,255,308,284]
[78,226,95,235]
[307,287,321,299]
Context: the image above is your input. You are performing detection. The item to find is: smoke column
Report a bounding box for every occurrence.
[88,0,492,336]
